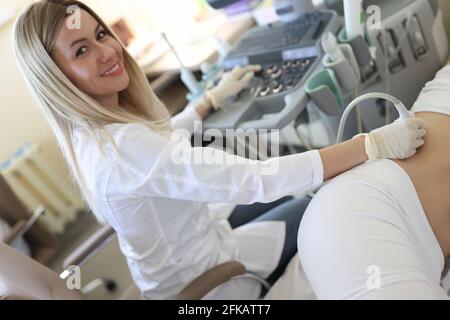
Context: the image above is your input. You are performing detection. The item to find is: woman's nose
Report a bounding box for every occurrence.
[97,44,116,64]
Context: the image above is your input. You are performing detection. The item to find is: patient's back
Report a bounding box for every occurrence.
[394,112,450,258]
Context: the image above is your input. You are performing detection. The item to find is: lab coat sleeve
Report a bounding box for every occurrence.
[170,104,202,134]
[112,123,324,204]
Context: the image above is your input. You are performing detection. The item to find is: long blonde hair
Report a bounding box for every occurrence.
[13,0,173,222]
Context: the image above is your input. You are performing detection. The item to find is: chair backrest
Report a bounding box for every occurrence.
[0,242,84,300]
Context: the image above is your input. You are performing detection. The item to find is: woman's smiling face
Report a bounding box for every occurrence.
[51,9,130,107]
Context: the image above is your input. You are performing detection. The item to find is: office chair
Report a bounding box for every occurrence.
[0,225,270,300]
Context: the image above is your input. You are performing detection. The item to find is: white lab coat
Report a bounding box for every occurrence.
[73,104,324,300]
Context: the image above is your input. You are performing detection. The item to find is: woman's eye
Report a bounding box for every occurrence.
[76,46,87,57]
[97,30,107,41]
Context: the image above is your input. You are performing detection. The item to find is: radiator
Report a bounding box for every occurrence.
[0,143,85,234]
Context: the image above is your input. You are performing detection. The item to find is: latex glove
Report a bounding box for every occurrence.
[358,116,426,160]
[206,65,261,110]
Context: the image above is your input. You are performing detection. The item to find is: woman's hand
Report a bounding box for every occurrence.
[361,116,426,160]
[194,65,261,119]
[205,65,261,110]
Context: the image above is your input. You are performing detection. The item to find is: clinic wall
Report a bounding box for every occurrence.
[79,0,210,42]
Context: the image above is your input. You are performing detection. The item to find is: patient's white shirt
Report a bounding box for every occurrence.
[73,105,324,300]
[412,64,450,115]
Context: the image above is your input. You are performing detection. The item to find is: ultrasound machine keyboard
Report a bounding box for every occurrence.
[223,11,333,98]
[253,57,315,97]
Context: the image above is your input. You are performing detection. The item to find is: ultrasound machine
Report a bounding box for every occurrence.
[200,0,448,150]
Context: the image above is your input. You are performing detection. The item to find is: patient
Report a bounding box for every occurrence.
[298,62,450,300]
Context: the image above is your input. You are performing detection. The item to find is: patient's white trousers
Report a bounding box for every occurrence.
[298,160,449,299]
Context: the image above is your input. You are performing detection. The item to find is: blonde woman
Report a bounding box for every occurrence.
[13,0,425,299]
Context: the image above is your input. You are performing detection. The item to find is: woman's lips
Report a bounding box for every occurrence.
[101,61,123,77]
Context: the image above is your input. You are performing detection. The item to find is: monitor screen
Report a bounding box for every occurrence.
[209,0,266,10]
[207,0,247,9]
[207,0,263,16]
